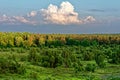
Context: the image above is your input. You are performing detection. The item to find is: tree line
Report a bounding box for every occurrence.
[0,32,119,47]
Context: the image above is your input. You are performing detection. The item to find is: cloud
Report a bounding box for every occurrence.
[0,14,8,21]
[0,14,16,25]
[84,16,96,23]
[41,2,80,24]
[88,9,119,13]
[0,14,13,22]
[88,9,105,12]
[13,16,29,23]
[41,1,95,25]
[0,1,95,25]
[0,15,33,25]
[27,11,37,17]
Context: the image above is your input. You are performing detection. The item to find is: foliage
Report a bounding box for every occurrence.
[0,32,119,48]
[110,52,120,64]
[85,63,96,72]
[74,61,84,73]
[0,58,26,74]
[41,50,63,68]
[0,33,119,79]
[95,51,106,68]
[28,48,41,65]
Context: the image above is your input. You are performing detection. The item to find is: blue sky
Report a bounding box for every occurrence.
[0,0,120,15]
[0,0,120,33]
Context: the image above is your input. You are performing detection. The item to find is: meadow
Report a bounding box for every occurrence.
[0,32,120,80]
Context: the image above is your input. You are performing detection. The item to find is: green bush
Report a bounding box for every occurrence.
[73,61,84,73]
[41,50,63,68]
[29,72,39,80]
[85,63,96,72]
[111,52,120,64]
[83,51,94,61]
[28,48,41,65]
[0,58,26,74]
[95,52,106,68]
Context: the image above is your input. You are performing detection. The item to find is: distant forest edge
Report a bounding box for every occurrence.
[0,32,119,47]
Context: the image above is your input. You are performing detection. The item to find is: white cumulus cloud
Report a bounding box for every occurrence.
[84,16,96,23]
[27,11,37,17]
[41,1,81,24]
[41,1,95,25]
[0,1,96,25]
[13,16,29,23]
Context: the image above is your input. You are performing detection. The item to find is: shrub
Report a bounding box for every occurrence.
[41,50,62,68]
[111,52,120,64]
[83,51,94,61]
[95,52,106,68]
[0,58,26,74]
[28,48,41,65]
[73,61,84,73]
[85,63,96,72]
[29,72,39,80]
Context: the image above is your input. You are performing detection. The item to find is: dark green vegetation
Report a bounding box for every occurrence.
[0,32,120,80]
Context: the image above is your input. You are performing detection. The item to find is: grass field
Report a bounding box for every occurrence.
[0,47,120,80]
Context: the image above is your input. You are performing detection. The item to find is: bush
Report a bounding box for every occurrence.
[28,48,41,65]
[85,63,96,72]
[73,61,84,73]
[111,52,120,64]
[29,72,39,80]
[83,51,94,61]
[0,58,26,74]
[41,50,63,68]
[95,52,106,68]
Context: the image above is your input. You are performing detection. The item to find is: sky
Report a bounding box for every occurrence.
[0,0,120,33]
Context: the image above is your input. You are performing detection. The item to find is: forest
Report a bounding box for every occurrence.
[0,32,120,80]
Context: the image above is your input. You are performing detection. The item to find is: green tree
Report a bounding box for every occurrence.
[95,52,106,68]
[14,37,24,47]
